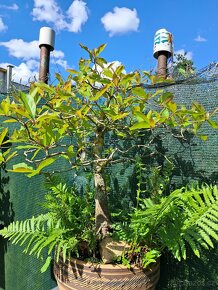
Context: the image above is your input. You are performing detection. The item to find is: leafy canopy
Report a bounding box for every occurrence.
[0,44,216,174]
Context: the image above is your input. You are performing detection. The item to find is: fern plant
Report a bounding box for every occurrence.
[127,184,218,266]
[0,180,95,272]
[1,181,218,272]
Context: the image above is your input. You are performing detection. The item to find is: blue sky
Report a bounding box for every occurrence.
[0,0,217,84]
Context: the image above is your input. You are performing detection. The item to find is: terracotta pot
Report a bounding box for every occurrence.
[53,256,160,290]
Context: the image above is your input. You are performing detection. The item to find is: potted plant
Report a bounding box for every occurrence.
[0,44,217,289]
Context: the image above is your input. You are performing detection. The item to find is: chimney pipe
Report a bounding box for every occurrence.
[153,28,173,78]
[6,65,14,93]
[38,27,55,83]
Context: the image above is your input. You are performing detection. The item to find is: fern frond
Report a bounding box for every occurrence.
[203,184,217,205]
[205,212,218,222]
[0,213,77,272]
[198,220,218,241]
[178,238,187,260]
[133,184,218,262]
[183,233,201,257]
[198,229,214,248]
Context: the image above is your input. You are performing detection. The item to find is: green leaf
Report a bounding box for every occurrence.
[90,84,111,101]
[151,90,164,99]
[0,128,8,145]
[111,112,129,121]
[120,73,135,87]
[167,102,177,113]
[55,73,64,84]
[178,68,186,75]
[161,109,170,119]
[133,111,148,122]
[102,68,113,79]
[5,151,17,162]
[30,87,41,104]
[132,87,148,99]
[16,145,41,150]
[95,44,107,56]
[207,120,218,129]
[199,135,208,141]
[28,157,56,177]
[67,69,78,75]
[67,145,75,158]
[35,82,55,93]
[80,43,91,54]
[3,119,17,123]
[1,100,10,115]
[115,131,127,138]
[19,91,36,118]
[9,163,33,173]
[192,102,205,114]
[31,148,41,161]
[130,121,151,130]
[40,256,52,273]
[29,237,46,255]
[115,65,125,76]
[62,243,68,262]
[160,92,174,103]
[179,239,187,260]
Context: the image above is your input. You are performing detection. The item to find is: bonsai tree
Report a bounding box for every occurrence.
[0,44,217,272]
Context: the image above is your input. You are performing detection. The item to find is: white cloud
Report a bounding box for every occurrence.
[51,50,65,59]
[0,38,68,83]
[0,18,7,32]
[174,49,193,60]
[0,39,39,60]
[0,3,19,10]
[0,62,38,84]
[32,0,88,33]
[101,7,140,37]
[32,0,66,30]
[25,59,39,71]
[194,35,207,42]
[67,0,88,32]
[0,39,65,61]
[51,58,68,69]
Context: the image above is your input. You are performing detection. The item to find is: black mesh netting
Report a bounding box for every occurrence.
[0,63,217,290]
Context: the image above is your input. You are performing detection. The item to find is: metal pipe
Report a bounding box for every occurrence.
[6,65,14,93]
[38,27,55,84]
[39,45,51,83]
[157,51,168,78]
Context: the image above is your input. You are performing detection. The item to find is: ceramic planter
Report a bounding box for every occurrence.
[54,256,160,290]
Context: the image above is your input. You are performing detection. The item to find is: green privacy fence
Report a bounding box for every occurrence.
[150,64,218,289]
[0,63,218,290]
[0,170,56,290]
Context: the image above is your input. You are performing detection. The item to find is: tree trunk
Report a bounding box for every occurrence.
[93,127,110,237]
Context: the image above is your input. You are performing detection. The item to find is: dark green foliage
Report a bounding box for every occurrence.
[43,175,95,238]
[0,178,95,272]
[110,158,218,269]
[129,184,218,265]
